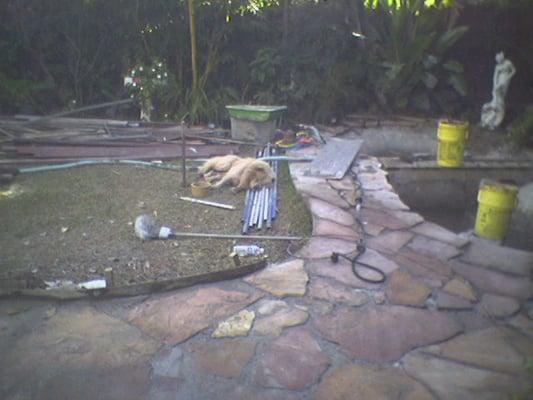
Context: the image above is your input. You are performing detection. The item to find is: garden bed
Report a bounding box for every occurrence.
[0,160,311,292]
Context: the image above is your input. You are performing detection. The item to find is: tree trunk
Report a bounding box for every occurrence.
[188,0,199,92]
[282,0,291,46]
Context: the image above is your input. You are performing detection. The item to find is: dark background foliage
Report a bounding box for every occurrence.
[0,0,531,124]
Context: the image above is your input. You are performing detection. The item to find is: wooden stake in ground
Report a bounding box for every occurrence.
[181,121,187,187]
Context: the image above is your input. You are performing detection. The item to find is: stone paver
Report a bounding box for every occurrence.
[407,235,462,260]
[393,249,453,285]
[451,260,532,300]
[361,208,422,231]
[314,364,434,400]
[1,305,158,400]
[436,292,474,310]
[367,230,414,254]
[314,305,462,362]
[412,221,470,248]
[403,351,531,400]
[480,293,520,318]
[461,236,533,276]
[442,277,477,301]
[386,270,432,307]
[358,171,393,191]
[364,189,410,210]
[420,327,530,375]
[357,248,399,274]
[244,259,308,296]
[307,258,384,289]
[151,346,182,378]
[312,217,361,240]
[212,309,255,338]
[127,286,262,344]
[308,198,354,226]
[186,339,256,378]
[224,386,302,400]
[297,236,358,259]
[508,314,533,337]
[254,302,309,337]
[327,176,355,191]
[295,180,350,208]
[308,277,369,306]
[252,328,330,390]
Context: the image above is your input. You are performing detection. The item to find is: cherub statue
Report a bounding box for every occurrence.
[481,52,516,130]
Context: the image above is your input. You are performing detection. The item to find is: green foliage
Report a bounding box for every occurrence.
[0,0,473,122]
[363,0,468,114]
[124,60,170,103]
[508,106,533,148]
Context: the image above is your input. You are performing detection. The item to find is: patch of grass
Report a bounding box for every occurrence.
[0,161,311,287]
[277,161,313,237]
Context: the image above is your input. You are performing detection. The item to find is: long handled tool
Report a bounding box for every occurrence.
[134,214,302,241]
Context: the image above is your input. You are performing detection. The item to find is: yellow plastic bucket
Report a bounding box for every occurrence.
[474,180,518,240]
[437,120,469,167]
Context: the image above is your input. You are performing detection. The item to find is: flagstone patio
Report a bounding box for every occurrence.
[0,142,532,400]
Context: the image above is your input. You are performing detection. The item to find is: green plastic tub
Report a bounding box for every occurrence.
[225,105,287,122]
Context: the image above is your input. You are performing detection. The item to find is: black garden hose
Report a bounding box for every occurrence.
[330,247,386,284]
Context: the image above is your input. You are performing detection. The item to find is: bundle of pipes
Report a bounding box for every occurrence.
[242,146,278,234]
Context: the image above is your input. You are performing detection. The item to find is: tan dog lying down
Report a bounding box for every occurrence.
[198,155,275,192]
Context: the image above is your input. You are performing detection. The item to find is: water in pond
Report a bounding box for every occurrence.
[420,209,476,233]
[388,165,533,251]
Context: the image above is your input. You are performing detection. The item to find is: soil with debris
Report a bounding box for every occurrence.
[0,162,311,288]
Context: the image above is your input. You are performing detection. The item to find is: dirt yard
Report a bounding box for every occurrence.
[0,161,311,288]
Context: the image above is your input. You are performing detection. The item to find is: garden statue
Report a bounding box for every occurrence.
[481,52,516,130]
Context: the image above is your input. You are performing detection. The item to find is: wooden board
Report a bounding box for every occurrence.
[305,138,363,179]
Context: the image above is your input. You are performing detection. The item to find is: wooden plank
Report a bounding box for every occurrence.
[305,138,363,179]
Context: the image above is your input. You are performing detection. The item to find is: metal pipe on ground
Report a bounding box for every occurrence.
[257,187,266,230]
[241,189,251,223]
[135,214,301,241]
[250,188,261,227]
[242,188,256,234]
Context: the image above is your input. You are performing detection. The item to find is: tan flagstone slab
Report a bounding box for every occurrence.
[127,287,262,344]
[297,237,358,259]
[386,270,432,307]
[186,339,257,378]
[314,363,434,400]
[403,351,531,400]
[407,235,462,260]
[367,231,414,254]
[480,293,520,318]
[308,198,354,226]
[314,305,462,362]
[252,328,330,390]
[308,278,369,306]
[420,327,529,375]
[244,259,308,296]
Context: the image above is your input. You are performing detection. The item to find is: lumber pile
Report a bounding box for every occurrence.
[0,116,239,166]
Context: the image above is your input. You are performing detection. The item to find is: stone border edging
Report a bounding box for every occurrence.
[0,258,267,300]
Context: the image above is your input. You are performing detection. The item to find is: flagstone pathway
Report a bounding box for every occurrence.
[1,145,532,400]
